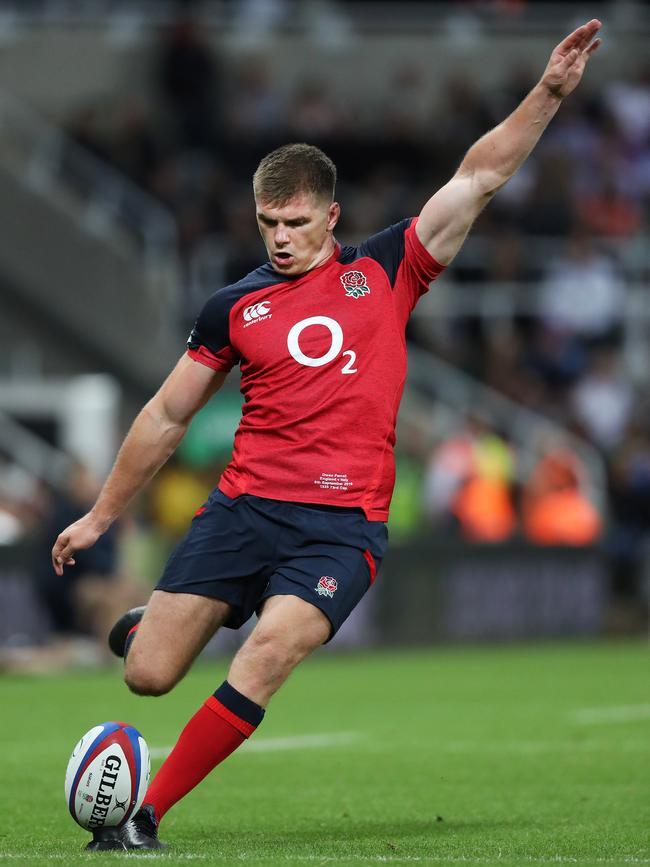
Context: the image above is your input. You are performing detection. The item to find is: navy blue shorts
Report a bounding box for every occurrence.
[156,490,388,639]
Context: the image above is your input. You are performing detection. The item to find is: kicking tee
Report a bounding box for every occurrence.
[187,217,444,520]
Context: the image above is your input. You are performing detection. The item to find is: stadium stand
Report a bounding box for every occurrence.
[1,1,649,660]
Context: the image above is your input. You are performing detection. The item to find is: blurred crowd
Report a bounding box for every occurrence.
[62,15,650,562]
[2,9,650,661]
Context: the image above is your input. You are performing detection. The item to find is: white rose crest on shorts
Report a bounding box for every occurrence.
[315,576,338,597]
[340,270,370,299]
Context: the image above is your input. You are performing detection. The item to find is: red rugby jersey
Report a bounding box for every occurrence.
[187,218,444,520]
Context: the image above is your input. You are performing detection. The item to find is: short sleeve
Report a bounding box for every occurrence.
[356,218,445,317]
[186,289,240,373]
[395,217,445,316]
[357,218,411,286]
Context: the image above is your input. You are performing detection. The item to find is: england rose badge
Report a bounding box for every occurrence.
[340,270,370,299]
[315,576,338,598]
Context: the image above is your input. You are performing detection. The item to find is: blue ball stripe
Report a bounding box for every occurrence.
[123,725,142,811]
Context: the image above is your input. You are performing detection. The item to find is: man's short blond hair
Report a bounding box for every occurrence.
[253,143,337,206]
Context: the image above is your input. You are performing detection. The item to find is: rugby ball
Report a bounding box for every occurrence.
[64,721,150,830]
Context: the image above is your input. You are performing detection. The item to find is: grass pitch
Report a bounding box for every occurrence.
[1,640,648,867]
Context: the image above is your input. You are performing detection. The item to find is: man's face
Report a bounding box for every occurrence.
[255,191,340,276]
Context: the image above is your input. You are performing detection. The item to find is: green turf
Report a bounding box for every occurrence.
[0,640,648,866]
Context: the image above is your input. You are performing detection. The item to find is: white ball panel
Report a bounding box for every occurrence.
[64,724,106,806]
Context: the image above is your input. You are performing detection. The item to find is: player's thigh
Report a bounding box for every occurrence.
[127,590,231,683]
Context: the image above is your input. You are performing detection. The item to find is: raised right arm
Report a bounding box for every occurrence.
[52,354,227,574]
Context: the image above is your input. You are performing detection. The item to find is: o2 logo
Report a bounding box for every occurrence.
[286,316,357,375]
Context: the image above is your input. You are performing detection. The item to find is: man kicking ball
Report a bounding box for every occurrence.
[52,19,602,851]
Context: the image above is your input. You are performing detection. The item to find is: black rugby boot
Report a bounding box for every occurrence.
[120,805,168,850]
[85,827,126,851]
[108,605,146,658]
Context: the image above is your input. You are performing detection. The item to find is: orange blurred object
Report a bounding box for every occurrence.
[523,489,602,545]
[453,476,517,542]
[522,446,602,545]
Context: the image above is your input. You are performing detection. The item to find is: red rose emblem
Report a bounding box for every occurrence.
[342,271,365,288]
[316,576,338,597]
[340,270,371,298]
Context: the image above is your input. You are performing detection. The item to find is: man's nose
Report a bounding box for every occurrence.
[274,225,290,244]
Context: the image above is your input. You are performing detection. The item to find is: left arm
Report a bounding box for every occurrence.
[416,18,602,265]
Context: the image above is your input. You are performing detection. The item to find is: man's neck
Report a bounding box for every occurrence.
[305,237,337,272]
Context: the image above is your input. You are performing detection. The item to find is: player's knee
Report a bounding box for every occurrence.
[245,625,312,671]
[124,661,176,697]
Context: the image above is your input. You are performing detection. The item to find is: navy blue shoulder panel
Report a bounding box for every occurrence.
[187,263,279,355]
[338,218,412,287]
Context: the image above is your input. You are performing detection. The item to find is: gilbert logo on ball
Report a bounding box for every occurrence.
[64,721,150,830]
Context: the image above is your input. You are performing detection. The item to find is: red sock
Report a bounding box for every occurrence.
[144,681,264,822]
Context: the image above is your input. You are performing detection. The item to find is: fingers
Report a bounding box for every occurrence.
[578,19,601,49]
[52,536,76,574]
[557,19,601,54]
[53,556,76,576]
[559,48,580,71]
[585,37,602,57]
[556,27,601,78]
[556,25,585,52]
[561,34,601,77]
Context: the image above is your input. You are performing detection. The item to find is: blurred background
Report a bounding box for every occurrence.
[1,0,649,671]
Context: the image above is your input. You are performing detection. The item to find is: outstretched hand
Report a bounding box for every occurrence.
[541,19,602,99]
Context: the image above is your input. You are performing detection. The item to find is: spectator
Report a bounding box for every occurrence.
[109,102,161,190]
[383,64,431,140]
[149,458,212,543]
[570,348,634,452]
[607,427,650,604]
[226,58,288,141]
[24,462,147,670]
[520,152,574,237]
[522,445,602,546]
[537,224,625,344]
[288,80,348,139]
[604,64,650,148]
[576,173,643,239]
[423,418,516,542]
[156,15,220,150]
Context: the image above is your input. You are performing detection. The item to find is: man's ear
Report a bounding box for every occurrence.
[327,201,341,231]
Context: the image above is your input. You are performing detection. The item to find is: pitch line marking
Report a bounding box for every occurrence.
[441,739,648,754]
[149,731,361,760]
[569,703,650,724]
[149,732,650,760]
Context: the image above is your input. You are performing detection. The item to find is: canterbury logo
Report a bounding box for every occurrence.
[243,302,271,321]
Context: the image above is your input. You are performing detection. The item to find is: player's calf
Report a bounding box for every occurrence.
[227,595,331,705]
[140,680,265,825]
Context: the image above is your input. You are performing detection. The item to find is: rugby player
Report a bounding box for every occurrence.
[52,19,601,851]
